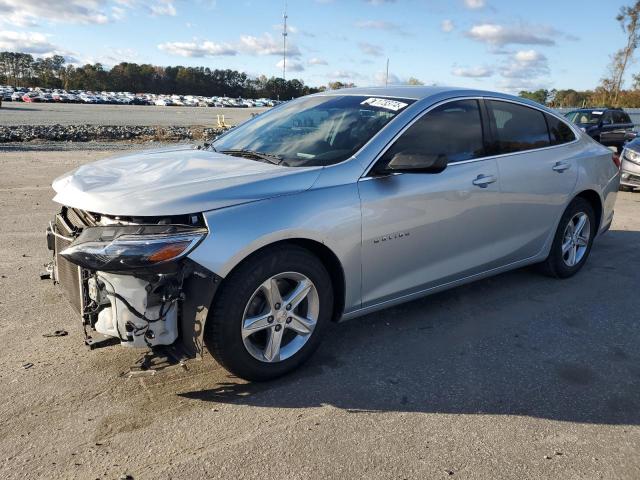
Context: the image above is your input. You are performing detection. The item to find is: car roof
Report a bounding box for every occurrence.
[310,85,548,109]
[570,108,624,112]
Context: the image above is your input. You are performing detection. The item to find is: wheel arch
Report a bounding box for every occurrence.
[574,189,603,232]
[211,238,346,323]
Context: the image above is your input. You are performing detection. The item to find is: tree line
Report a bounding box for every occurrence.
[0,51,321,99]
[519,87,640,108]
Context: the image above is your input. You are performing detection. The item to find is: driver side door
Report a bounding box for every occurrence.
[358,99,506,308]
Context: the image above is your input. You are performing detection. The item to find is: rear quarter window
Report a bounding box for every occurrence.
[545,114,576,145]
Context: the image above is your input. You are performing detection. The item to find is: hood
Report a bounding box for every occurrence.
[624,137,640,152]
[52,146,322,216]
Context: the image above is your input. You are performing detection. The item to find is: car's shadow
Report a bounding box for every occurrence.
[0,105,41,111]
[179,230,640,426]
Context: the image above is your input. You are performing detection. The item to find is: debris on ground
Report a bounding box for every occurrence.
[0,124,229,143]
[43,330,68,338]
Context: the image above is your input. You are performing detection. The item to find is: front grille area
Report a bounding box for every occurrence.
[54,214,83,314]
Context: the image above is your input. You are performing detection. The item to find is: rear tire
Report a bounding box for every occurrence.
[538,197,596,278]
[204,245,333,381]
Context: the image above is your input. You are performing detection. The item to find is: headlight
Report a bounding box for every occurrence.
[60,224,207,271]
[623,148,640,165]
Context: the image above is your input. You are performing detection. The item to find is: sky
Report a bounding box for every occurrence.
[0,0,635,93]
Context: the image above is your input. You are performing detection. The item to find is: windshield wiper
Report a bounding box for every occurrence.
[220,149,284,165]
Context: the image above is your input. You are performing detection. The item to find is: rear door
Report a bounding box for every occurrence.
[599,111,618,145]
[485,99,579,262]
[358,99,505,307]
[613,110,634,145]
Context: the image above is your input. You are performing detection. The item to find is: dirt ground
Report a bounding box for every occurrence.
[1,147,639,480]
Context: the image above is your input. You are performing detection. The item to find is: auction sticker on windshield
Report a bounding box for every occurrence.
[361,98,409,111]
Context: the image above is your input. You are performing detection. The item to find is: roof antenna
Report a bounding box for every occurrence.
[282,1,288,81]
[385,58,389,86]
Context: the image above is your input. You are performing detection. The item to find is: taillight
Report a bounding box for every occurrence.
[612,152,621,169]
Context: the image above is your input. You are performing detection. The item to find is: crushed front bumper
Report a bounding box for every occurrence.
[46,208,221,357]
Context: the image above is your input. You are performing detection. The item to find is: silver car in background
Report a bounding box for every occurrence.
[47,87,620,380]
[620,137,640,191]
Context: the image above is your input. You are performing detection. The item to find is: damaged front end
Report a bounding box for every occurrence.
[46,207,220,356]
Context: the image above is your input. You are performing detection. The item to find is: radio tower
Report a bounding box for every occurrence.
[282,1,288,80]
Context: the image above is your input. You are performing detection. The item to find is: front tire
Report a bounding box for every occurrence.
[539,197,596,278]
[204,245,333,381]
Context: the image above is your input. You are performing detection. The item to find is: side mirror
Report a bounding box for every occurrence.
[383,151,448,174]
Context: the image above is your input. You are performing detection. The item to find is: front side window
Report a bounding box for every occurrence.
[382,99,486,165]
[565,110,603,125]
[545,114,576,145]
[213,95,414,167]
[487,100,550,154]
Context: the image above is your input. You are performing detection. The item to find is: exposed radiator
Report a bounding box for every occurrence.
[54,214,83,314]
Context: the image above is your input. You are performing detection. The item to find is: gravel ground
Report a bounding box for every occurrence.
[0,102,266,127]
[1,147,639,480]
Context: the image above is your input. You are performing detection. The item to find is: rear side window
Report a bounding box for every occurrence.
[384,99,486,164]
[487,100,550,154]
[612,111,632,124]
[545,114,576,145]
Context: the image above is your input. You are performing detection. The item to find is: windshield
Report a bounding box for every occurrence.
[565,110,603,125]
[213,95,414,167]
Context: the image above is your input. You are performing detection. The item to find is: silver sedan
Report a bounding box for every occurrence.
[48,87,620,380]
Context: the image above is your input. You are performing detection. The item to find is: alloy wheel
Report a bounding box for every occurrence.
[241,272,319,363]
[561,212,591,267]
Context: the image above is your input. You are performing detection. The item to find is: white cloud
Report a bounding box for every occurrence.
[372,71,427,86]
[441,19,454,33]
[308,57,328,66]
[0,0,182,26]
[0,0,110,25]
[464,0,485,9]
[111,6,126,20]
[500,49,549,79]
[149,1,176,16]
[466,23,556,47]
[238,33,300,56]
[81,47,140,66]
[452,65,493,78]
[358,41,384,57]
[276,58,304,72]
[159,32,301,58]
[373,71,401,85]
[514,49,544,63]
[158,40,237,57]
[0,31,64,55]
[329,70,362,80]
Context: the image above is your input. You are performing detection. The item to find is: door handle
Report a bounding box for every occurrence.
[472,174,497,188]
[552,162,571,172]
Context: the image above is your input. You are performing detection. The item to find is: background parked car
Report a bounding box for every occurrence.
[0,83,280,110]
[564,108,635,152]
[620,138,640,191]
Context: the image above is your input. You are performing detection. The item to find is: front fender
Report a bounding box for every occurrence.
[187,184,363,314]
